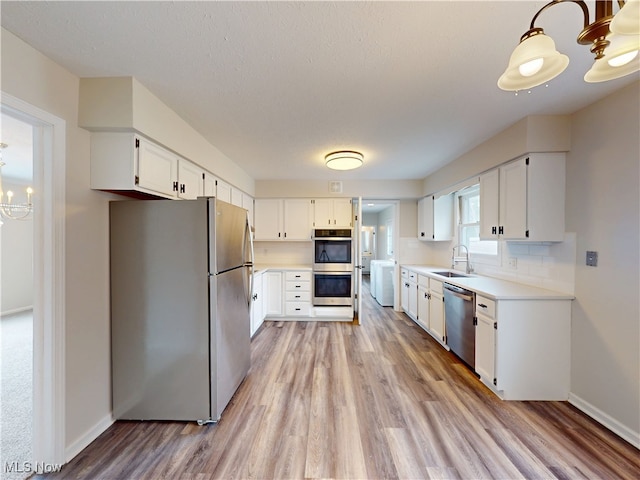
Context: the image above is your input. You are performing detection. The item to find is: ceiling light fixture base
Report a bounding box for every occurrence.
[325,150,364,171]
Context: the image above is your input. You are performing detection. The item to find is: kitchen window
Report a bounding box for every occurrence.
[457,185,498,258]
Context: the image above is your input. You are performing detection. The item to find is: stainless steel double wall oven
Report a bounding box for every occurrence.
[312,228,353,306]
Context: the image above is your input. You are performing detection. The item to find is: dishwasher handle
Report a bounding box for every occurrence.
[443,283,474,302]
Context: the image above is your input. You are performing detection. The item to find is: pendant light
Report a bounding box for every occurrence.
[498,0,640,91]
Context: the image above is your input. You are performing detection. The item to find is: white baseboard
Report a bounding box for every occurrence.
[569,393,640,449]
[65,414,114,463]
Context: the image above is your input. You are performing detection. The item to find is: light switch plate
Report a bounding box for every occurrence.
[586,251,598,267]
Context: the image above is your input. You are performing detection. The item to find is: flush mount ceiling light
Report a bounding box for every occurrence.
[498,0,640,91]
[325,150,364,171]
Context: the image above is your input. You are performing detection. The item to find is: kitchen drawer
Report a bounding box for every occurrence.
[285,291,311,302]
[476,295,496,318]
[401,269,408,279]
[418,274,429,288]
[285,271,311,282]
[285,302,311,316]
[429,278,443,294]
[286,280,310,292]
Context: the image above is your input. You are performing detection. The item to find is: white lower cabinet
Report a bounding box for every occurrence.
[474,295,496,383]
[263,271,283,317]
[263,269,313,319]
[428,279,445,344]
[474,295,571,400]
[400,269,410,313]
[416,275,430,331]
[284,271,311,317]
[250,271,265,337]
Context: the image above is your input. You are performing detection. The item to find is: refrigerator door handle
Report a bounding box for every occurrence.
[245,211,255,308]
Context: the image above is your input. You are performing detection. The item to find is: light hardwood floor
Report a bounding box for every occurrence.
[39,278,639,479]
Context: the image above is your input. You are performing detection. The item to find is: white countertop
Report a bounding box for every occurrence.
[253,264,312,274]
[402,265,574,301]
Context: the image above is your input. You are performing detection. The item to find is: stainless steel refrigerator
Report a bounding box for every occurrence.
[110,197,253,424]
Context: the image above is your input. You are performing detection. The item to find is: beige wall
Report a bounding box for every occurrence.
[1,28,112,454]
[566,81,639,440]
[255,179,423,199]
[422,115,570,196]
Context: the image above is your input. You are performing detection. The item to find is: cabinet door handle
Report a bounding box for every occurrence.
[498,226,504,235]
[173,181,179,192]
[491,226,497,235]
[180,183,186,194]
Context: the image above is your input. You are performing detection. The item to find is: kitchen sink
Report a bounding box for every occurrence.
[432,271,469,278]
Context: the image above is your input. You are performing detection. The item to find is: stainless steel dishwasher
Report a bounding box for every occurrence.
[443,283,476,369]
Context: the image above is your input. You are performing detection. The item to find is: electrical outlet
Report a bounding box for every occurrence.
[586,251,598,267]
[508,257,517,268]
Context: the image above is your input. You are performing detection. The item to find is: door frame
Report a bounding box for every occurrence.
[1,92,66,465]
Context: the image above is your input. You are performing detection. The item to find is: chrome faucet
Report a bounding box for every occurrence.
[451,244,473,274]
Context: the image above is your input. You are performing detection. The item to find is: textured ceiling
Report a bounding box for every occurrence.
[1,1,637,182]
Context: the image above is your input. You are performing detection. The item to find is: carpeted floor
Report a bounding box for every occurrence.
[0,311,32,480]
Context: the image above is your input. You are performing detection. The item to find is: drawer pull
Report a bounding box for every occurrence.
[478,303,488,308]
[295,285,301,288]
[295,295,301,298]
[295,308,301,311]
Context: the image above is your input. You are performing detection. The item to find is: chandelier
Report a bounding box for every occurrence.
[0,142,34,221]
[498,0,640,91]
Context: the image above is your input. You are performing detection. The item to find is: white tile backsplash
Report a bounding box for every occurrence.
[473,232,576,294]
[253,241,313,266]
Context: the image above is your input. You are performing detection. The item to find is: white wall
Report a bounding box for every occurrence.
[0,179,34,314]
[565,81,639,445]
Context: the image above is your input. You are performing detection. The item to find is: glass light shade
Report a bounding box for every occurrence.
[584,33,640,82]
[498,32,569,91]
[610,0,640,35]
[325,151,364,170]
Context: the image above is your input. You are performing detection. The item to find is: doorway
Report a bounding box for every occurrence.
[1,93,66,470]
[0,113,35,479]
[361,201,399,310]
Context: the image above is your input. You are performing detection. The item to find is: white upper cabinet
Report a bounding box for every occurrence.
[312,198,353,228]
[242,193,254,229]
[90,132,178,198]
[90,132,241,204]
[136,137,179,197]
[480,153,565,241]
[254,199,312,241]
[417,194,454,241]
[216,179,232,203]
[284,199,313,240]
[231,187,244,207]
[203,172,217,197]
[177,158,204,200]
[254,199,282,241]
